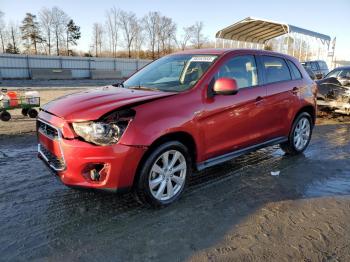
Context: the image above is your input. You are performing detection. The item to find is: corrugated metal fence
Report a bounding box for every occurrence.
[0,54,152,79]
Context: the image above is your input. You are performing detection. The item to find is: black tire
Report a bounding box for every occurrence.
[134,141,192,208]
[280,112,313,155]
[21,108,29,116]
[0,111,11,121]
[28,108,38,118]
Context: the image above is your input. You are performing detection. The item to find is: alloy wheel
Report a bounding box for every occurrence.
[293,117,311,151]
[148,150,187,201]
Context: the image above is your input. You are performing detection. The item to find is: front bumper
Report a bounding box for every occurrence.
[37,113,146,191]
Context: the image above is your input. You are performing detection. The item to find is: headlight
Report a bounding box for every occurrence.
[72,121,121,146]
[72,109,135,146]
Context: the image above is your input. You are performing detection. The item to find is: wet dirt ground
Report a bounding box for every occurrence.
[0,123,350,261]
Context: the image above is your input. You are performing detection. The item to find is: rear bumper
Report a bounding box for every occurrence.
[37,115,147,191]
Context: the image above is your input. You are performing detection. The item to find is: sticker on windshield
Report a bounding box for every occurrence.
[189,56,216,63]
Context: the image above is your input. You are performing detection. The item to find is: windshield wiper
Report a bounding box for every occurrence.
[112,82,124,87]
[127,86,160,91]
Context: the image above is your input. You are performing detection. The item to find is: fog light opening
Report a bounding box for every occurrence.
[83,163,109,182]
[90,169,101,181]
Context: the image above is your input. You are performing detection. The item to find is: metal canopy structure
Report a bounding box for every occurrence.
[215,17,331,45]
[215,17,333,64]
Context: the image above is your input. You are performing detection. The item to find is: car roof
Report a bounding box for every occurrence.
[301,60,326,63]
[331,66,350,70]
[172,48,297,60]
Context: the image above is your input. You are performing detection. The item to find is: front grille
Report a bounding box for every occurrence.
[37,120,58,139]
[39,144,65,170]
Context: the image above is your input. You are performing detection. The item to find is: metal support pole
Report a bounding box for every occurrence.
[299,34,303,60]
[88,59,92,79]
[292,33,295,57]
[286,33,290,55]
[305,36,309,61]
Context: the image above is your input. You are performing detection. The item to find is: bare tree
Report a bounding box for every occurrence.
[0,11,7,53]
[39,7,53,55]
[105,7,120,57]
[133,19,144,59]
[119,10,138,58]
[92,23,103,57]
[158,16,176,55]
[143,11,160,59]
[51,7,69,55]
[190,21,206,49]
[176,26,192,51]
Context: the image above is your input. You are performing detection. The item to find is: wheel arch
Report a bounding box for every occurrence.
[294,105,316,125]
[132,131,197,188]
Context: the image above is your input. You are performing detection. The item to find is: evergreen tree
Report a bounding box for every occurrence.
[66,19,81,55]
[20,13,43,54]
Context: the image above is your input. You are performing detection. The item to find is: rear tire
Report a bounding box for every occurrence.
[134,141,191,208]
[28,108,38,118]
[0,111,11,121]
[280,112,313,155]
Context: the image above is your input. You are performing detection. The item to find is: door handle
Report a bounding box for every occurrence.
[255,96,264,105]
[292,87,299,94]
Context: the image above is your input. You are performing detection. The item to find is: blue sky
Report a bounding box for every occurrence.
[1,0,349,60]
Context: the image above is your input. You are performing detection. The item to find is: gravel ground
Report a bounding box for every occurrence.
[0,123,349,261]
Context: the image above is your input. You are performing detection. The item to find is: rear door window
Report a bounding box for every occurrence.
[287,60,302,80]
[261,56,292,84]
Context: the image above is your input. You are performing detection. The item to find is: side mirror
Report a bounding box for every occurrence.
[213,78,238,95]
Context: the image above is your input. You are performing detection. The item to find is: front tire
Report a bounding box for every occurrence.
[134,141,191,208]
[0,111,11,121]
[280,112,313,155]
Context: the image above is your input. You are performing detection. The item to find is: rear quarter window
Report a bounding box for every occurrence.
[287,60,302,80]
[318,61,329,70]
[261,56,292,84]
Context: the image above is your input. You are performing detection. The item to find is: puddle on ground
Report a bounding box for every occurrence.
[304,171,350,198]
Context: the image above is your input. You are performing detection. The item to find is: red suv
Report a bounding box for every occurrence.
[37,49,317,207]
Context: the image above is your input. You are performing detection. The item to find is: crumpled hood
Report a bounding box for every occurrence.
[42,86,175,121]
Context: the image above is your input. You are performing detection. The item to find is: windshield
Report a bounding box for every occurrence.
[123,54,218,92]
[326,69,340,78]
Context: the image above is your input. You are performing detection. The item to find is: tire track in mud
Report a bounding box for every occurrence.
[0,124,350,260]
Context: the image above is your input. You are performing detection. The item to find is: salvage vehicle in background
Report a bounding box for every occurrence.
[316,66,350,115]
[304,67,316,80]
[37,49,317,207]
[301,60,329,79]
[324,66,350,87]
